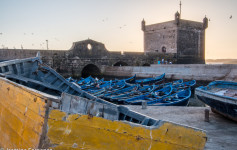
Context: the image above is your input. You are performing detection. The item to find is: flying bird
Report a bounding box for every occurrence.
[102,18,108,22]
[230,15,232,19]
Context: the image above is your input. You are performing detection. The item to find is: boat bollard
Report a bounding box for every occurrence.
[204,109,210,122]
[142,101,147,109]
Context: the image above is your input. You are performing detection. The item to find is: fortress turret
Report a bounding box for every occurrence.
[203,16,208,29]
[175,11,180,25]
[141,19,146,31]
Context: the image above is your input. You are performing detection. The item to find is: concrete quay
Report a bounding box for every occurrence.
[126,106,237,150]
[102,64,237,81]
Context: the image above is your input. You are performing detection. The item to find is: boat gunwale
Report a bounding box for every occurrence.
[148,88,191,106]
[195,87,237,104]
[195,81,237,102]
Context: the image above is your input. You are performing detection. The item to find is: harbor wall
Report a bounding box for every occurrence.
[102,64,237,81]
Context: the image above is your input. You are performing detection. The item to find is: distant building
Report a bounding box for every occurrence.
[142,12,208,64]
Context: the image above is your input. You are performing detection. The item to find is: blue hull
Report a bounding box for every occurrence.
[195,80,237,122]
[135,73,165,85]
[147,89,191,106]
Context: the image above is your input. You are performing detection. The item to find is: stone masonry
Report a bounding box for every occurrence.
[142,12,208,64]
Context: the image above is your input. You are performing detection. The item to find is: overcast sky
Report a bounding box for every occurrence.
[0,0,236,59]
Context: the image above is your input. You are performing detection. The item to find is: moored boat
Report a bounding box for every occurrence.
[77,75,95,85]
[147,88,191,106]
[124,85,173,105]
[124,74,136,83]
[135,73,165,85]
[195,80,237,122]
[110,85,155,103]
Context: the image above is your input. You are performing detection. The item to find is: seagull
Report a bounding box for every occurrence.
[102,18,108,22]
[230,15,232,19]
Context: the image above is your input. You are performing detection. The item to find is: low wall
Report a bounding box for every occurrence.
[102,64,237,81]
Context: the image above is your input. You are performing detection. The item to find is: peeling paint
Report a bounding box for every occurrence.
[47,109,207,150]
[0,78,48,148]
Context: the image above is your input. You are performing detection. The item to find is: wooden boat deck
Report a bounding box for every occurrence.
[207,87,237,98]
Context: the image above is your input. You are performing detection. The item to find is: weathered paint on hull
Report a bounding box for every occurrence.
[47,109,206,150]
[0,77,207,149]
[0,77,49,148]
[195,86,237,122]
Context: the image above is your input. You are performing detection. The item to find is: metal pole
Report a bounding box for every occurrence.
[204,109,209,122]
[142,101,147,109]
[46,40,48,50]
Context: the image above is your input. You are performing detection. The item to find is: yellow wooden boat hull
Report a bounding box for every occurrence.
[0,77,207,150]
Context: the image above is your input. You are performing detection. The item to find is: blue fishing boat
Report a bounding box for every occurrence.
[76,75,135,91]
[146,88,191,106]
[80,78,103,90]
[172,80,196,92]
[195,80,237,122]
[124,74,136,83]
[77,76,95,85]
[96,80,128,97]
[110,85,155,102]
[172,79,183,85]
[122,80,184,105]
[124,85,173,104]
[85,81,110,93]
[102,85,139,100]
[135,73,165,85]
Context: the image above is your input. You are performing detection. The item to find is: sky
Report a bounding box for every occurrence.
[0,0,237,59]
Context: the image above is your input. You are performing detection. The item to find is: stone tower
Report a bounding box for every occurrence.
[142,12,208,64]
